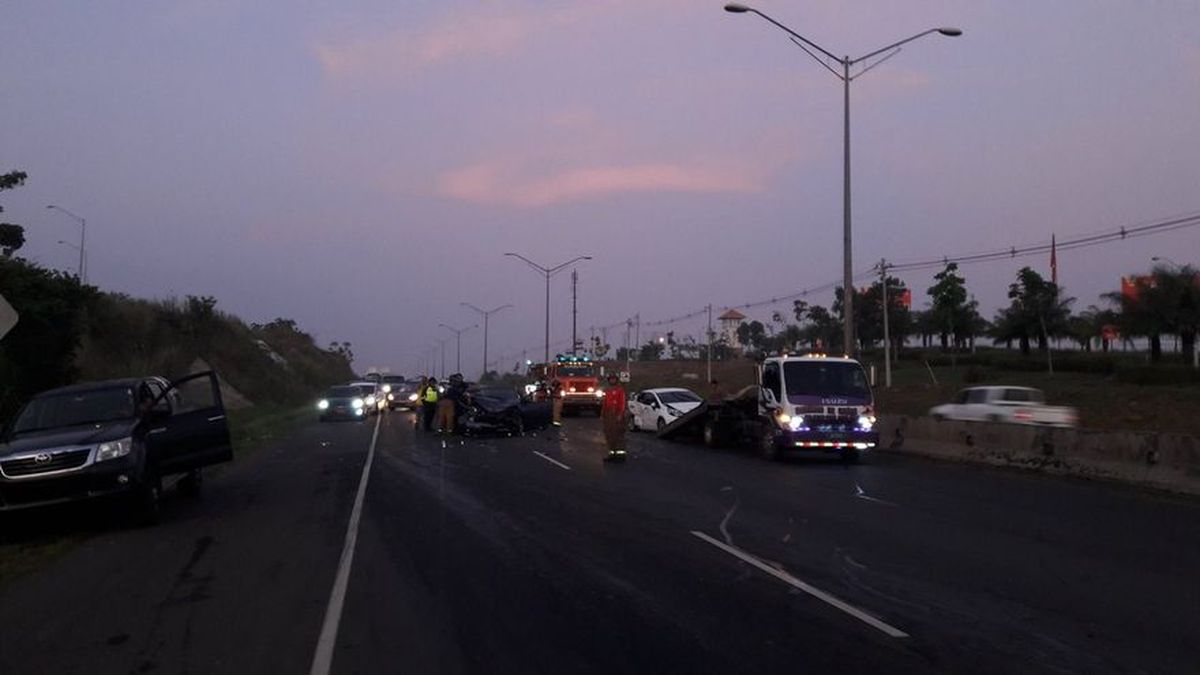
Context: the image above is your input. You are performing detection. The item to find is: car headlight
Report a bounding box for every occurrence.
[594,389,605,398]
[352,398,364,409]
[857,415,876,430]
[365,395,376,406]
[96,437,133,462]
[382,384,392,393]
[318,399,330,410]
[408,393,419,402]
[668,407,683,416]
[387,393,395,401]
[788,415,804,431]
[438,386,445,394]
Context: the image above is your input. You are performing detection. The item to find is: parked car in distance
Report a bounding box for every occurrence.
[0,372,232,523]
[459,385,551,436]
[628,388,704,432]
[318,385,371,421]
[929,386,1078,428]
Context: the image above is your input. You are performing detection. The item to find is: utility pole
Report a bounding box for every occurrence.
[879,259,891,389]
[461,303,511,380]
[625,317,634,374]
[504,253,592,364]
[706,304,714,384]
[439,323,476,375]
[438,340,447,379]
[571,269,579,354]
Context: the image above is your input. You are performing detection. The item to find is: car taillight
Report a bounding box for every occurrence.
[1014,410,1032,421]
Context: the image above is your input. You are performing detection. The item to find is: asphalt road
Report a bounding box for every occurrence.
[1,410,1198,674]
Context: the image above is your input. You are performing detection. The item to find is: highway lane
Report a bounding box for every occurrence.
[1,410,1198,674]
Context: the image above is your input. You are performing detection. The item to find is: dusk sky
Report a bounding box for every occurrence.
[3,1,1198,376]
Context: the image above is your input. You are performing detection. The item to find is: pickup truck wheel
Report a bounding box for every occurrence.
[131,473,162,527]
[178,469,203,497]
[759,427,780,461]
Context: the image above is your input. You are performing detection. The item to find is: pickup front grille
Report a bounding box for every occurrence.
[1,448,91,478]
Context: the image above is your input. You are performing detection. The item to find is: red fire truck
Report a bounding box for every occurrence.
[530,355,605,415]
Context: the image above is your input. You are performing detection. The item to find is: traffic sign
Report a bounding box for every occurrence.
[0,292,17,341]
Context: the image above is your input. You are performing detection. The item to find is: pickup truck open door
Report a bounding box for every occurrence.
[143,371,233,476]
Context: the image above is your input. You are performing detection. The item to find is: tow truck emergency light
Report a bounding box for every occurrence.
[555,354,593,363]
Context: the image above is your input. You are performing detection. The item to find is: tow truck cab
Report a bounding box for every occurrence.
[757,354,878,460]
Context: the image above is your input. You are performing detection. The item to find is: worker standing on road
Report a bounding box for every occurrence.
[422,377,439,432]
[550,377,564,426]
[436,374,462,434]
[601,373,628,462]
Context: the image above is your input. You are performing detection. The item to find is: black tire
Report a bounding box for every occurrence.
[509,413,525,437]
[759,427,780,461]
[178,469,203,497]
[131,473,162,527]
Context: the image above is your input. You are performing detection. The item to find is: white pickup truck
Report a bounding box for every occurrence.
[929,386,1078,428]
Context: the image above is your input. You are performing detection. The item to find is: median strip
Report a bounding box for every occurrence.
[690,530,908,639]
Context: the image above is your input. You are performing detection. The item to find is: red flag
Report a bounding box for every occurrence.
[1050,233,1058,286]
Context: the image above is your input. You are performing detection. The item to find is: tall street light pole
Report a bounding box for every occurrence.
[724,3,961,356]
[462,303,512,380]
[505,253,593,364]
[47,205,87,283]
[439,323,477,375]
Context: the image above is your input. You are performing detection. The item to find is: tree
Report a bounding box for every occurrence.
[999,267,1074,356]
[0,170,29,257]
[801,305,839,351]
[637,340,665,361]
[926,263,970,350]
[735,320,767,351]
[1105,264,1200,363]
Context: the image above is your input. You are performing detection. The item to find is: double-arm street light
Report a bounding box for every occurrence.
[461,303,512,380]
[439,323,477,375]
[724,3,961,355]
[46,204,87,283]
[504,253,592,363]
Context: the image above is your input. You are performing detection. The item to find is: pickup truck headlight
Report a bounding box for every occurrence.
[387,393,395,402]
[317,399,330,410]
[776,413,804,431]
[365,395,376,406]
[857,415,876,430]
[97,437,133,462]
[408,393,419,402]
[352,398,365,409]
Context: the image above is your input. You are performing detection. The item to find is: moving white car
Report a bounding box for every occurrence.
[929,386,1078,428]
[628,388,704,432]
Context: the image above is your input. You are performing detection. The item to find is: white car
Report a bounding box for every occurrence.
[628,388,704,432]
[348,381,387,415]
[929,386,1078,428]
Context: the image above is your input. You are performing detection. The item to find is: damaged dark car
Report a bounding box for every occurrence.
[458,386,551,436]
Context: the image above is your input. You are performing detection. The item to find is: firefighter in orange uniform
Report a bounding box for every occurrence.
[600,373,628,462]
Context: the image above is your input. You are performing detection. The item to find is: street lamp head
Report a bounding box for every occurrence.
[724,3,751,13]
[937,27,963,37]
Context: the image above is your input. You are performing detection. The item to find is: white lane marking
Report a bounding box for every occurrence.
[309,414,383,675]
[532,451,572,471]
[854,483,896,507]
[719,498,740,545]
[690,530,909,639]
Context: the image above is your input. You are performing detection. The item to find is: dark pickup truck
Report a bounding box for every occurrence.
[0,371,233,524]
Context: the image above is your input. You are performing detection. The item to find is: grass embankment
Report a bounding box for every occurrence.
[616,354,1200,437]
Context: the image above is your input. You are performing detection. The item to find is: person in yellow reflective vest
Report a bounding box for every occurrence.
[421,377,439,432]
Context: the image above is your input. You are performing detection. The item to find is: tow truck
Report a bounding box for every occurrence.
[530,354,605,415]
[659,353,878,462]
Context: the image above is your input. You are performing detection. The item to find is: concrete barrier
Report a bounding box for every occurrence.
[878,415,1200,496]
